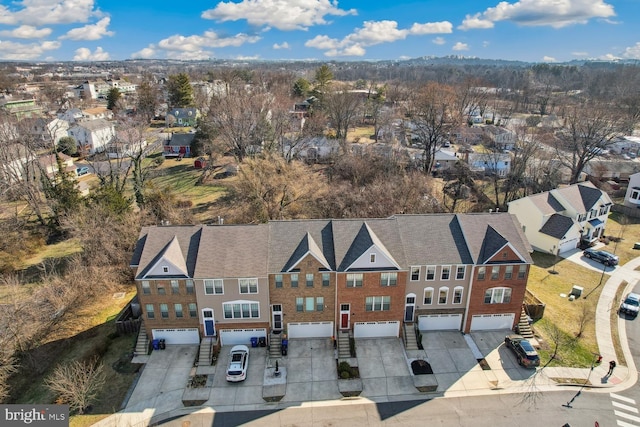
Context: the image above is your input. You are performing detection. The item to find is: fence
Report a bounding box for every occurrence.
[115,295,141,335]
[611,203,640,219]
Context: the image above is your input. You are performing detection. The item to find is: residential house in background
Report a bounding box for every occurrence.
[68,118,116,155]
[584,159,640,181]
[484,126,516,151]
[36,152,75,179]
[467,152,511,177]
[166,107,199,128]
[508,182,613,254]
[163,132,195,158]
[82,106,114,121]
[624,172,640,209]
[26,117,69,147]
[0,97,42,119]
[57,108,83,124]
[130,213,533,346]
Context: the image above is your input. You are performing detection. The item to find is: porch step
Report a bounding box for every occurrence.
[517,306,535,339]
[337,330,351,358]
[134,323,149,356]
[403,323,419,351]
[269,333,283,358]
[198,337,214,366]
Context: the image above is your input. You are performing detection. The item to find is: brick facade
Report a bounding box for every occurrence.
[269,254,336,327]
[137,279,198,338]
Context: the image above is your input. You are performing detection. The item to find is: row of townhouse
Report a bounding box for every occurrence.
[130,213,533,346]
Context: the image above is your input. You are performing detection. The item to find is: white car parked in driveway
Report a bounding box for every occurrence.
[226,345,249,382]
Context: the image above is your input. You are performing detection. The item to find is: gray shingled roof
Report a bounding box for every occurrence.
[195,224,269,278]
[539,214,575,239]
[456,213,533,264]
[282,232,331,271]
[135,226,202,279]
[338,222,399,271]
[556,182,607,212]
[528,192,565,215]
[167,133,196,147]
[394,214,472,265]
[268,220,334,272]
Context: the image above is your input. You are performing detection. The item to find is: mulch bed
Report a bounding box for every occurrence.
[411,359,433,375]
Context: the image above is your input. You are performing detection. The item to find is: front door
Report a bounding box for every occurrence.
[203,308,215,336]
[272,304,283,331]
[340,304,350,329]
[404,294,416,322]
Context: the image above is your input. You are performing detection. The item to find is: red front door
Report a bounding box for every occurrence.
[341,313,349,328]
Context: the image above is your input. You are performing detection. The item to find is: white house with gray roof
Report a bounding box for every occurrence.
[508,182,612,254]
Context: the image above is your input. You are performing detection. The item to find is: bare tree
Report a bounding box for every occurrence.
[45,357,106,414]
[404,82,459,174]
[554,103,624,184]
[575,300,595,338]
[322,91,362,152]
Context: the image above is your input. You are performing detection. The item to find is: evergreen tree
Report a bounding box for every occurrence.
[42,153,82,227]
[57,136,77,156]
[106,87,121,111]
[292,78,311,98]
[167,73,194,108]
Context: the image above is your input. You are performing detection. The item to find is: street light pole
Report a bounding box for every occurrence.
[563,359,595,408]
[550,245,557,274]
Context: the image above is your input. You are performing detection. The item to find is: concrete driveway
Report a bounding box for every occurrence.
[125,345,198,413]
[205,345,267,410]
[355,338,417,399]
[282,338,342,403]
[559,245,620,274]
[470,331,538,381]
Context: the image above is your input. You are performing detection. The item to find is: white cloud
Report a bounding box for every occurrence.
[0,39,60,60]
[0,25,52,39]
[622,42,640,59]
[0,0,102,26]
[73,46,109,61]
[571,51,588,57]
[131,47,157,59]
[273,42,290,49]
[432,37,446,45]
[459,0,615,30]
[135,30,261,60]
[306,19,453,57]
[61,17,113,40]
[236,55,260,60]
[452,42,469,51]
[202,0,357,31]
[600,53,620,60]
[542,56,556,62]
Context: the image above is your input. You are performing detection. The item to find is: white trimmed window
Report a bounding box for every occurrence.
[306,273,314,287]
[426,266,435,280]
[160,303,169,319]
[477,266,486,280]
[171,280,179,294]
[146,304,155,319]
[141,281,151,295]
[518,265,527,279]
[322,273,330,287]
[291,273,298,288]
[441,265,451,280]
[346,273,363,287]
[424,288,434,305]
[365,296,390,311]
[438,287,449,304]
[491,266,500,280]
[239,278,258,294]
[453,287,463,304]
[410,266,420,281]
[223,301,260,319]
[505,265,513,279]
[456,265,465,280]
[275,274,283,288]
[188,303,197,318]
[296,297,303,312]
[380,272,397,286]
[484,287,512,304]
[204,279,224,295]
[186,280,194,294]
[174,303,183,318]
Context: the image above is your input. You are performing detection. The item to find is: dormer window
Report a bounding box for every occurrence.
[370,254,376,263]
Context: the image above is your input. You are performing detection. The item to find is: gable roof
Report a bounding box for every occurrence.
[73,118,113,132]
[268,220,335,272]
[338,222,399,270]
[528,192,565,215]
[332,219,404,271]
[167,133,196,147]
[283,232,331,272]
[554,182,610,212]
[539,214,576,239]
[456,213,533,265]
[134,225,201,279]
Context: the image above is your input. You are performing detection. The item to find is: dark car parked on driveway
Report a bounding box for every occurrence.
[583,248,619,266]
[505,334,540,368]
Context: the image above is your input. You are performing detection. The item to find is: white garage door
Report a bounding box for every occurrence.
[219,328,267,346]
[354,321,399,338]
[418,314,462,331]
[152,328,200,345]
[470,313,515,331]
[559,238,578,253]
[287,321,333,338]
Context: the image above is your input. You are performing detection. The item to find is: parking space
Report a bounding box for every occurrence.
[206,345,267,409]
[355,338,416,398]
[559,246,620,274]
[283,338,342,402]
[470,331,538,381]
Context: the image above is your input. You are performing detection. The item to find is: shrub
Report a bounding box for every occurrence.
[340,371,350,379]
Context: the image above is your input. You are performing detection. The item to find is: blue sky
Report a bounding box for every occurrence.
[0,0,639,63]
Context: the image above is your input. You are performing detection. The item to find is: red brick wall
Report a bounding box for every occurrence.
[336,271,407,329]
[137,279,199,338]
[464,264,529,333]
[269,254,336,327]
